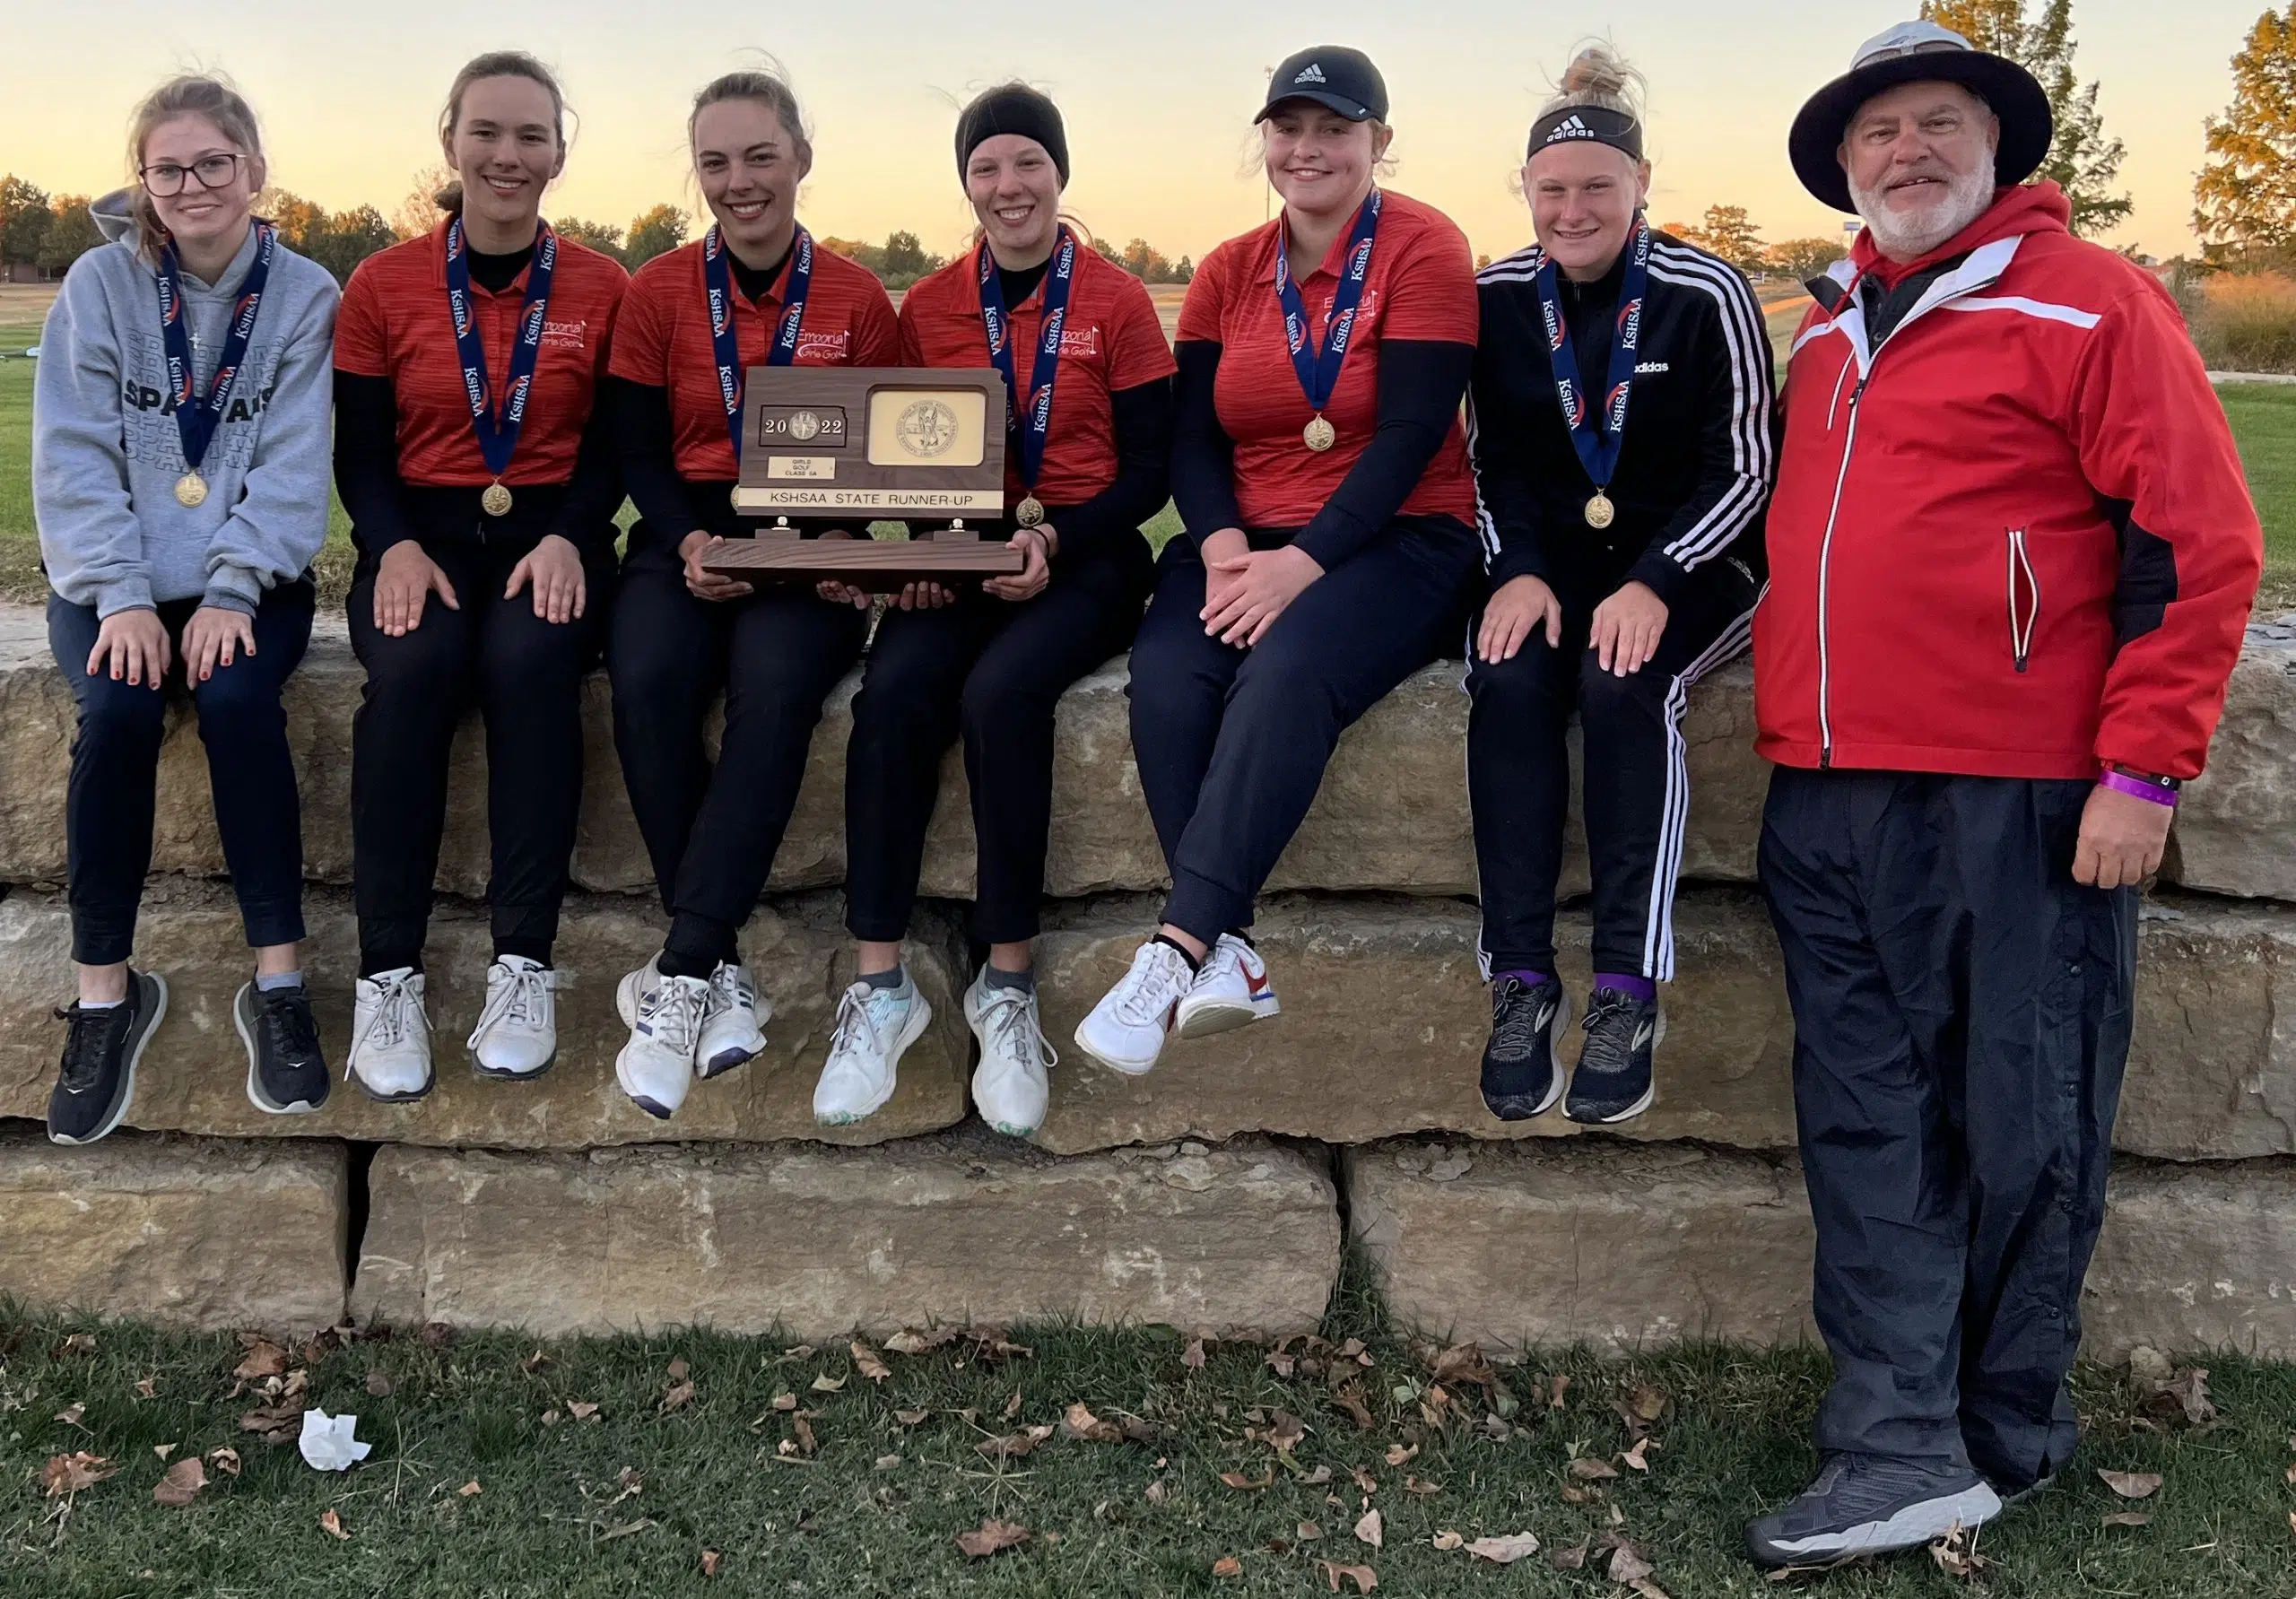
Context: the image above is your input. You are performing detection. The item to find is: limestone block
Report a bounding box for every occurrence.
[350,1133,1340,1340]
[2118,898,2296,1160]
[1344,1139,1819,1353]
[2083,1157,2296,1360]
[0,1130,346,1331]
[2167,620,2296,901]
[1028,891,1798,1156]
[0,883,967,1150]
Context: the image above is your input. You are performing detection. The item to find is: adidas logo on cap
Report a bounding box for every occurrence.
[1544,114,1596,143]
[1294,63,1327,83]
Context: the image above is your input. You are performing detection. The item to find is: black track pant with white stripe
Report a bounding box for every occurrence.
[1465,557,1758,980]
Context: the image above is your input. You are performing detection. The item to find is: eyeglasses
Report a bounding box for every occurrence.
[138,152,246,197]
[1857,39,1969,65]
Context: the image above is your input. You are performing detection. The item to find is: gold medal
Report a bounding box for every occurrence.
[1302,415,1337,453]
[1014,495,1046,529]
[481,481,514,517]
[174,472,208,508]
[1585,491,1615,530]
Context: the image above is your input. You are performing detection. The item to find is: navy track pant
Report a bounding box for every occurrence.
[1759,767,2136,1491]
[1128,519,1477,943]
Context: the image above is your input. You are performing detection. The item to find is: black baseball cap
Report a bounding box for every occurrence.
[1255,47,1387,124]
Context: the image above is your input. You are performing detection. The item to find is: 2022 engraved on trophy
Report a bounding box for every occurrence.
[702,367,1025,590]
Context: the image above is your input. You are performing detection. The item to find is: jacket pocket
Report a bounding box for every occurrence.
[2005,527,2040,673]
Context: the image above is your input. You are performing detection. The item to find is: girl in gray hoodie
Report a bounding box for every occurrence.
[31,75,339,1144]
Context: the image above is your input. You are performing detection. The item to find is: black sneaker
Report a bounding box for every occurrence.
[1746,1453,2004,1569]
[47,970,168,1146]
[237,981,329,1115]
[1564,986,1664,1124]
[1479,976,1570,1120]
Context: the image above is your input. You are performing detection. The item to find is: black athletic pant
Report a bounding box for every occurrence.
[1466,557,1759,980]
[1761,768,2136,1492]
[845,552,1148,946]
[609,534,868,969]
[1128,519,1477,943]
[48,582,314,967]
[349,536,613,976]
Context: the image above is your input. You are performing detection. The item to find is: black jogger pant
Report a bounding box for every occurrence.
[1128,520,1477,943]
[845,553,1147,945]
[1759,768,2137,1491]
[48,582,315,966]
[1466,557,1758,979]
[608,539,868,968]
[349,537,612,975]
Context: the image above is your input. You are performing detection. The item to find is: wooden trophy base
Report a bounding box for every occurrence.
[700,523,1024,591]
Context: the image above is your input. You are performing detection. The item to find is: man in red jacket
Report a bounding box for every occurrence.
[1744,20,2264,1570]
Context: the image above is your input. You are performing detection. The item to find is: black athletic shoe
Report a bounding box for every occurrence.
[47,970,168,1146]
[1479,975,1570,1120]
[1564,986,1663,1125]
[1746,1453,2004,1569]
[237,981,329,1115]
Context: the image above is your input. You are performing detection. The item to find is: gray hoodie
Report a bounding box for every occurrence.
[33,190,339,618]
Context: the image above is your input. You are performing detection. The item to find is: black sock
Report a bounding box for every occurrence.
[494,936,552,969]
[983,964,1035,994]
[862,964,907,991]
[1152,934,1202,973]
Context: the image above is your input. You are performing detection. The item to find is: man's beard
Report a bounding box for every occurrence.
[1849,161,1996,260]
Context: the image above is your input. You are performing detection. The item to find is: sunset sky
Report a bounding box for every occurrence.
[2,0,2264,265]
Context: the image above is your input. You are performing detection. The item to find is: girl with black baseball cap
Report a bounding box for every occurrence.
[1465,45,1772,1127]
[1074,46,1483,1076]
[334,51,628,1102]
[604,68,900,1120]
[813,83,1177,1136]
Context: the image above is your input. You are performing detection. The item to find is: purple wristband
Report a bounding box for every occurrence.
[2099,769,2179,808]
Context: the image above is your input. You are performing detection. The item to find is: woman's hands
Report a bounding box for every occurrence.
[1590,580,1668,675]
[505,533,587,624]
[680,529,754,604]
[813,528,876,609]
[85,607,171,686]
[372,541,460,638]
[1476,575,1564,665]
[1202,540,1324,647]
[182,606,257,682]
[984,527,1053,604]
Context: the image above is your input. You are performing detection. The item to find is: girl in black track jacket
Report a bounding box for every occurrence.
[1465,45,1773,1129]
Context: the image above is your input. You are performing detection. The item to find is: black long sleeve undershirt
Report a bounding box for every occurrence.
[333,369,622,561]
[1170,336,1475,571]
[1041,377,1172,565]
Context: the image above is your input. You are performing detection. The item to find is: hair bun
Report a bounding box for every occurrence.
[1561,46,1630,99]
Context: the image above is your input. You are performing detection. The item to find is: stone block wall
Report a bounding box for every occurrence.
[2,604,2292,1361]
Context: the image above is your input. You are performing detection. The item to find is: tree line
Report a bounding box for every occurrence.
[2,0,2287,286]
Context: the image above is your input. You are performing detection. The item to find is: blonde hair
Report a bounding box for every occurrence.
[126,75,264,263]
[433,51,570,215]
[1536,42,1646,125]
[689,68,813,169]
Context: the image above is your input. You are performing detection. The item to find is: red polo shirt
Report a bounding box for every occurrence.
[611,234,900,481]
[1178,187,1477,528]
[898,237,1177,508]
[335,220,626,487]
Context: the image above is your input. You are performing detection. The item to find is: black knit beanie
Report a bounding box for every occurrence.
[955,86,1070,186]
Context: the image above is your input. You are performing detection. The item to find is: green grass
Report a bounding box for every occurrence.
[3,1265,2293,1599]
[2221,384,2296,612]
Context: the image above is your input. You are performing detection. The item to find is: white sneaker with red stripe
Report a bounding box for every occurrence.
[1073,940,1196,1076]
[1176,933,1281,1039]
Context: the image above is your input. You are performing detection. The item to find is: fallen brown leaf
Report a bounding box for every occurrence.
[665,1357,688,1382]
[567,1401,600,1421]
[1548,1540,1589,1570]
[457,1480,481,1497]
[976,1424,1053,1460]
[1570,1456,1620,1481]
[54,1403,84,1427]
[205,1447,240,1476]
[700,1549,721,1577]
[364,1369,395,1398]
[810,1375,846,1394]
[319,1508,350,1540]
[1212,1555,1243,1577]
[1061,1402,1122,1444]
[1333,1383,1376,1430]
[1622,1436,1654,1472]
[152,1457,204,1507]
[1298,1520,1325,1541]
[1182,1337,1207,1370]
[1546,1374,1570,1409]
[237,1404,306,1445]
[1465,1531,1540,1564]
[1431,1530,1464,1551]
[520,1348,552,1373]
[1609,1542,1656,1586]
[1383,1442,1417,1467]
[780,1343,815,1360]
[660,1380,696,1412]
[955,1518,1031,1559]
[1144,1478,1167,1504]
[1353,1508,1383,1549]
[1315,1559,1378,1594]
[418,1322,456,1351]
[1002,1386,1023,1421]
[1219,1469,1273,1490]
[850,1341,891,1383]
[2097,1468,2162,1499]
[134,1376,157,1400]
[60,1333,97,1357]
[1927,1524,1989,1580]
[233,1337,288,1383]
[884,1327,954,1357]
[1628,1383,1669,1422]
[895,1408,930,1426]
[1350,1464,1379,1495]
[2101,1510,2151,1528]
[1402,1474,1440,1497]
[1630,1580,1674,1599]
[153,1444,176,1462]
[1264,1409,1308,1452]
[1266,1349,1297,1378]
[771,1393,798,1412]
[791,1415,817,1456]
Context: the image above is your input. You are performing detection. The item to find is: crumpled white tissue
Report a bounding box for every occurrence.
[298,1407,372,1472]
